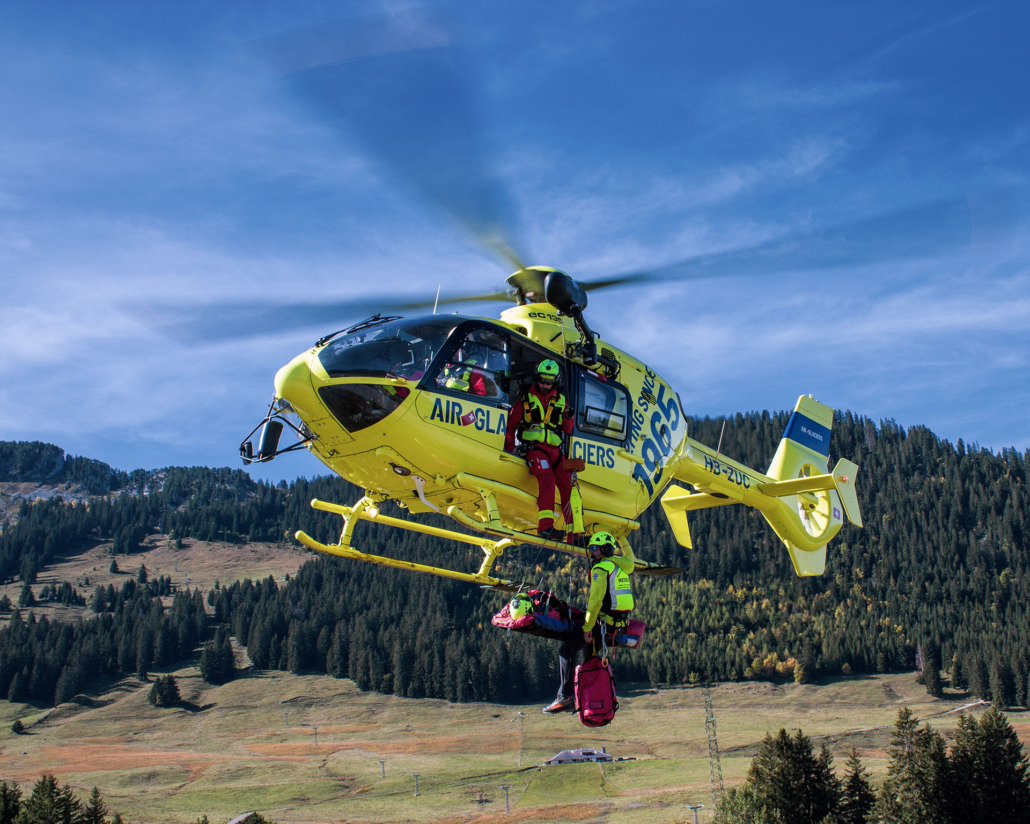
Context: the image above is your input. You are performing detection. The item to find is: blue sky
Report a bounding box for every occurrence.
[1,0,1027,483]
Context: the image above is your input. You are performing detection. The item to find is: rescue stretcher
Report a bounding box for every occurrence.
[490,589,646,649]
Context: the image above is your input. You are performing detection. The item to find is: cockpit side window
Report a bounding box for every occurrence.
[431,327,512,404]
[577,373,629,442]
[318,316,458,381]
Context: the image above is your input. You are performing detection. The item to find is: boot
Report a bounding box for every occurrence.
[542,696,575,714]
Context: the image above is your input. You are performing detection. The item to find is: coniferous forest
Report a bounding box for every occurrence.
[714,706,1030,823]
[1,406,1028,709]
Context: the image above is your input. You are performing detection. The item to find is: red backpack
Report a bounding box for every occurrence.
[574,656,619,727]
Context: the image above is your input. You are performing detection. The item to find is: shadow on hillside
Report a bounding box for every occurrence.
[805,673,880,686]
[71,694,115,709]
[179,700,215,713]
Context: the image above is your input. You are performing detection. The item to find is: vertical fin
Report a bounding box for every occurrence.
[830,458,862,527]
[767,395,833,480]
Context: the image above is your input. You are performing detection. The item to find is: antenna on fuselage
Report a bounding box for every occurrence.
[433,285,441,314]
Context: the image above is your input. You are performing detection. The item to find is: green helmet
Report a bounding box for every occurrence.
[536,359,560,379]
[588,531,617,557]
[509,596,533,620]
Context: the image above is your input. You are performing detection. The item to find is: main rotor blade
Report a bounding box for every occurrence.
[582,190,1018,291]
[129,287,514,344]
[263,13,526,271]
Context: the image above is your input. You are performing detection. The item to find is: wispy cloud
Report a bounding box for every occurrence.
[603,244,1030,453]
[1,0,1028,476]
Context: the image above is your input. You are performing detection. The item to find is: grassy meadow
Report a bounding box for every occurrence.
[3,666,1026,824]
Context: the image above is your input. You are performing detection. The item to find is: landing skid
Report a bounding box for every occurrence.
[293,495,681,591]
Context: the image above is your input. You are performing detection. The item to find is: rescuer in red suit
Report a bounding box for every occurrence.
[504,359,577,540]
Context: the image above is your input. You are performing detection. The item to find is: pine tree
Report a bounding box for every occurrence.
[20,556,38,585]
[876,708,948,824]
[199,639,218,683]
[148,675,182,708]
[968,654,990,701]
[161,674,182,706]
[146,679,162,707]
[950,652,966,690]
[54,664,81,705]
[714,782,775,824]
[246,619,271,669]
[200,627,235,684]
[136,628,153,681]
[745,728,838,824]
[18,775,82,824]
[1014,663,1029,709]
[0,781,22,824]
[286,622,309,674]
[18,583,35,607]
[947,708,1030,823]
[923,647,943,698]
[326,623,347,678]
[6,671,27,704]
[814,744,841,821]
[838,747,875,824]
[989,659,1013,708]
[82,786,110,824]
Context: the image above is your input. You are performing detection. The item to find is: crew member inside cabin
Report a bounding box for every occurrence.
[441,347,487,396]
[504,359,580,541]
[543,531,635,714]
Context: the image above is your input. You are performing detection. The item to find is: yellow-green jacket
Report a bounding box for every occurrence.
[583,544,636,632]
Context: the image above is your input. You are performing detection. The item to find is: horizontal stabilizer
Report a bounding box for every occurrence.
[660,485,740,549]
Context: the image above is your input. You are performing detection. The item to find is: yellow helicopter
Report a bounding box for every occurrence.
[240,261,861,590]
[229,15,868,591]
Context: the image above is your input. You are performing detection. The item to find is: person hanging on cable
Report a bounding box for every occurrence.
[543,531,635,714]
[504,358,582,541]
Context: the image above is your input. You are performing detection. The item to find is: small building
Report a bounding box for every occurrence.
[543,747,613,765]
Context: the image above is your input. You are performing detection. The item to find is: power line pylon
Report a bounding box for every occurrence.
[702,686,725,808]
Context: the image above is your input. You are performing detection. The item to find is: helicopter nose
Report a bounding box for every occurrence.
[274,353,319,419]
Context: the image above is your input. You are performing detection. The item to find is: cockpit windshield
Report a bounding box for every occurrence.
[317,316,460,381]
